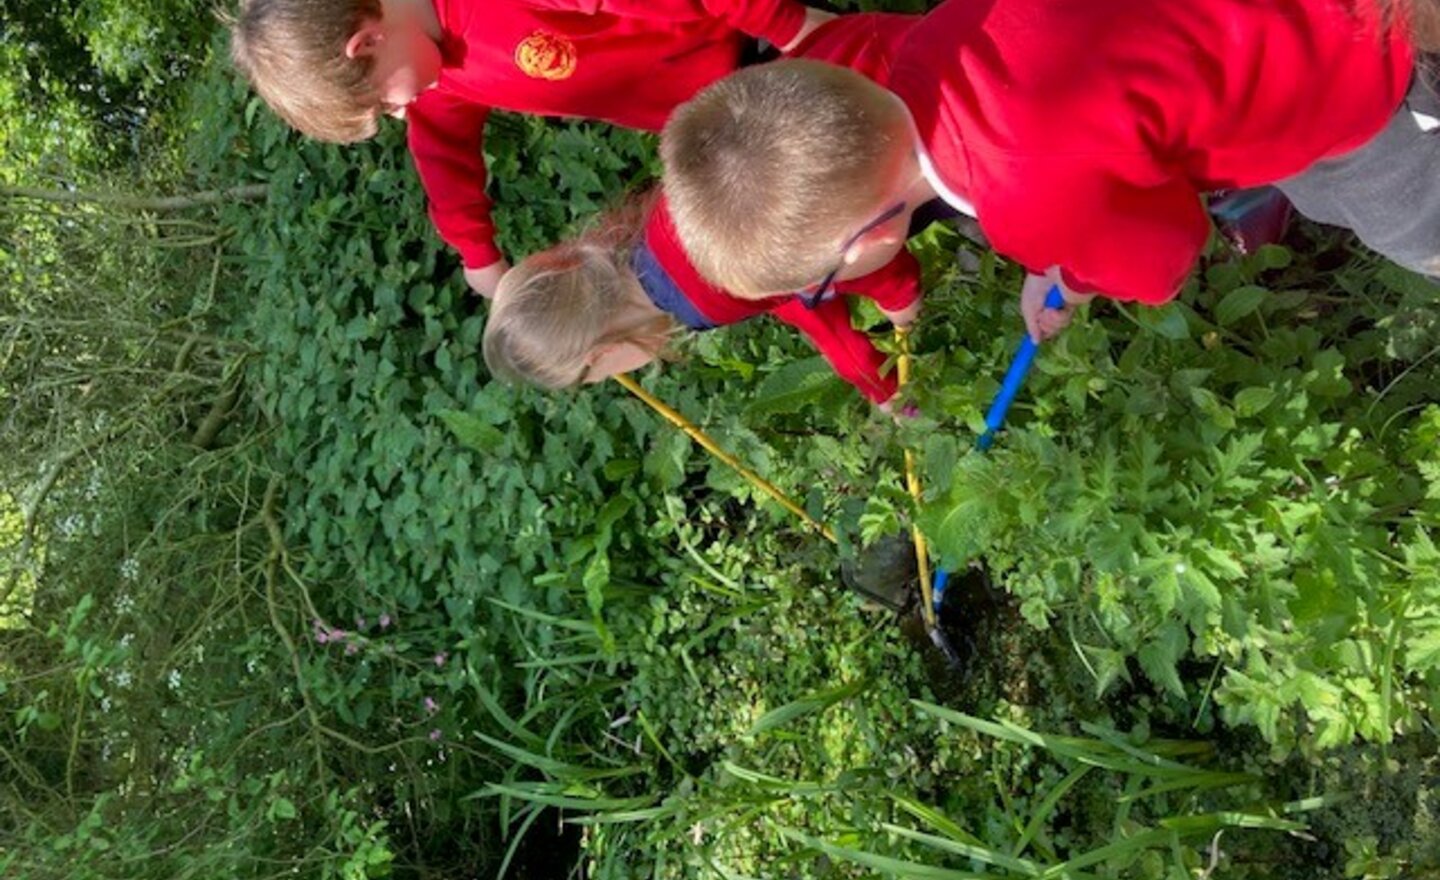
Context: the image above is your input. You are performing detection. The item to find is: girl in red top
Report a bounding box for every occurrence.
[229,0,832,296]
[481,191,920,404]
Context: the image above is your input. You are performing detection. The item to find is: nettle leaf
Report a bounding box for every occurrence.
[439,410,505,455]
[1308,349,1350,398]
[1197,543,1247,582]
[583,551,609,618]
[1214,285,1268,326]
[1234,387,1277,417]
[1137,622,1188,698]
[1177,562,1223,626]
[1253,243,1294,271]
[644,429,691,490]
[1404,619,1440,674]
[1135,303,1190,340]
[923,434,960,498]
[746,356,847,417]
[1147,570,1180,617]
[1189,387,1236,430]
[1080,644,1131,698]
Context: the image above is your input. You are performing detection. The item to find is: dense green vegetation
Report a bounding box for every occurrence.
[3,2,1439,878]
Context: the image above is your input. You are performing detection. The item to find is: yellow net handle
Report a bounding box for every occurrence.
[612,373,837,544]
[895,328,937,628]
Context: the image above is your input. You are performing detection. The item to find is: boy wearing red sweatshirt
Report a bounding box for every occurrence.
[484,13,925,405]
[660,0,1418,340]
[229,0,832,296]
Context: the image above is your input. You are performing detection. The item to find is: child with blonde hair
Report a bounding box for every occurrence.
[228,0,834,297]
[661,0,1429,342]
[483,190,919,403]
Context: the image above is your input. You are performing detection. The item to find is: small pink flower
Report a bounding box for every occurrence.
[429,729,442,742]
[315,630,330,645]
[379,614,392,629]
[356,616,367,630]
[433,652,448,668]
[330,628,348,641]
[345,642,360,656]
[424,697,439,714]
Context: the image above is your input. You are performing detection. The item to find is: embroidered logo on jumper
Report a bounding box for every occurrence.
[515,31,577,81]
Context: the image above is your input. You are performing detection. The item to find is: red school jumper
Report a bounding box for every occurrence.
[639,13,924,405]
[887,0,1414,304]
[407,0,809,270]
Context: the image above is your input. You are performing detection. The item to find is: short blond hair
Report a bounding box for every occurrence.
[227,0,384,143]
[483,209,677,390]
[661,60,910,297]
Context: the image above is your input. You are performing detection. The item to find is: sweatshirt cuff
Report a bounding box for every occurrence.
[457,239,505,270]
[759,1,806,49]
[863,372,899,405]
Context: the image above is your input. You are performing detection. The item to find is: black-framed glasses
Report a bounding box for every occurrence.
[798,201,908,309]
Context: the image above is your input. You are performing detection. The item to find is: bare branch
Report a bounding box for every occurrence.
[0,184,269,212]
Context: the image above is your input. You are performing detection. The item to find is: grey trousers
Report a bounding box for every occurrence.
[1277,69,1440,277]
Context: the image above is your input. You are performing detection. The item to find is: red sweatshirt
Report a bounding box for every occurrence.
[888,0,1414,304]
[634,12,924,404]
[644,197,920,403]
[407,0,809,269]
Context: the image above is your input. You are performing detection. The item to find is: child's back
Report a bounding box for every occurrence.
[886,0,1413,303]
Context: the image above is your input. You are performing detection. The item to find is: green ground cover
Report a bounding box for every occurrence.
[3,2,1439,877]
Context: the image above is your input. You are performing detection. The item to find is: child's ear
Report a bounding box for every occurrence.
[344,20,386,60]
[844,221,905,266]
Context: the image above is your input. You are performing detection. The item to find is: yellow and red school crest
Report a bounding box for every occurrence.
[515,31,578,81]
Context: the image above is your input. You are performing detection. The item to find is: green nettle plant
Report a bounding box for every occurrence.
[913,238,1440,759]
[6,4,1440,878]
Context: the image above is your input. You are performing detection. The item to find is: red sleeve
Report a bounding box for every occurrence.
[834,248,921,313]
[697,0,805,45]
[770,298,896,404]
[529,0,805,47]
[976,157,1211,305]
[405,90,503,269]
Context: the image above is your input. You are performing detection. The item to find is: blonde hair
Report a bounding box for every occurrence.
[661,60,911,298]
[483,201,678,390]
[227,0,385,143]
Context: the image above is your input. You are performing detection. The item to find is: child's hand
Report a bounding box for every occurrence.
[880,297,922,328]
[878,395,920,422]
[781,8,836,53]
[464,259,511,299]
[1020,268,1094,342]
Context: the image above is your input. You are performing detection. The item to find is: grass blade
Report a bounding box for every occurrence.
[890,795,988,848]
[722,761,833,796]
[775,826,1001,880]
[881,823,1046,877]
[747,679,868,737]
[1014,766,1091,859]
[472,781,658,813]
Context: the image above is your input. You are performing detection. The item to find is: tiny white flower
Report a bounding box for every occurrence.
[114,593,135,615]
[119,558,139,581]
[167,670,182,691]
[115,670,133,689]
[58,514,85,538]
[246,657,259,674]
[119,633,134,650]
[100,696,112,713]
[1175,563,1187,575]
